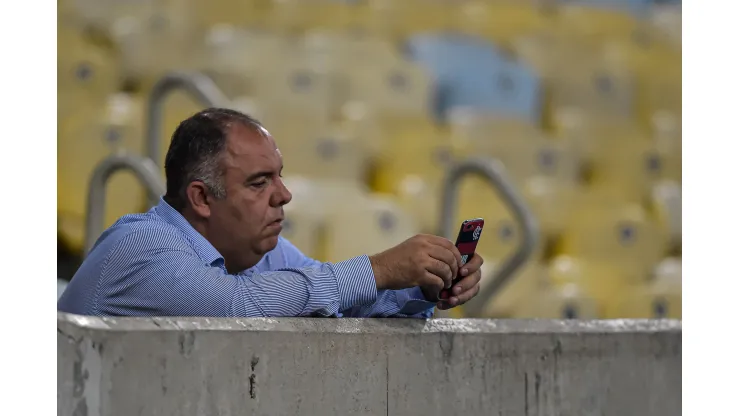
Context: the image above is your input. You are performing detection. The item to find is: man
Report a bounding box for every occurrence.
[58,108,483,318]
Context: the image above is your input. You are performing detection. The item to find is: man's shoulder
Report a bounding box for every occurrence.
[93,212,191,256]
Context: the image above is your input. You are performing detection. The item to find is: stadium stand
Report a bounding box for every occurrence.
[58,0,681,319]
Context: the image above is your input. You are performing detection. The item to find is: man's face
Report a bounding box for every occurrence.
[209,123,292,273]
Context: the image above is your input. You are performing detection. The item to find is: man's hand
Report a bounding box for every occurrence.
[428,253,484,310]
[369,234,463,294]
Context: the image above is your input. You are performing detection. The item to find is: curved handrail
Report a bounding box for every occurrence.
[84,151,166,256]
[438,157,540,317]
[145,71,229,204]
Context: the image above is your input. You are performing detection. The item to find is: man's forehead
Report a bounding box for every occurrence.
[224,123,282,169]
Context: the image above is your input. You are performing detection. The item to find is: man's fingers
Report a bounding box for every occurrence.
[427,245,459,284]
[452,267,483,295]
[438,271,482,309]
[421,272,445,294]
[426,236,463,267]
[455,279,481,305]
[459,253,484,277]
[423,258,453,289]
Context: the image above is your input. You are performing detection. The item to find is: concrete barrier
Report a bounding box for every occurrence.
[58,313,681,416]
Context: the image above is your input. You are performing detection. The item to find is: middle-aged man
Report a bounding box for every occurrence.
[58,108,483,318]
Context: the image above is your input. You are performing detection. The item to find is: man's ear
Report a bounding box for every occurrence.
[185,181,212,218]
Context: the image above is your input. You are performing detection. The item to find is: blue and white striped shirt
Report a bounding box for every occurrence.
[57,198,436,318]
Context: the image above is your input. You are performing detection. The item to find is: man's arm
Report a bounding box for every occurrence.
[279,238,436,318]
[95,230,377,317]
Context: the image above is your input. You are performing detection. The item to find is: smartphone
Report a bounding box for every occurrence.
[440,218,485,300]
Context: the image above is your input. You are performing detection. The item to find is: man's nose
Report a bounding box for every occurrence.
[272,179,292,207]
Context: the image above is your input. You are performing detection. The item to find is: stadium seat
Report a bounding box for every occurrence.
[57,94,147,254]
[297,30,402,72]
[280,176,326,259]
[278,127,371,185]
[252,62,349,124]
[109,10,199,85]
[58,26,121,121]
[589,136,678,201]
[364,0,460,39]
[348,59,434,121]
[555,3,648,41]
[322,194,420,263]
[407,33,543,122]
[455,177,546,264]
[448,109,582,185]
[513,282,600,319]
[457,0,556,45]
[192,0,270,30]
[558,202,668,285]
[548,64,636,126]
[371,119,450,192]
[650,179,682,251]
[198,27,290,98]
[480,260,547,318]
[606,257,681,319]
[266,0,362,33]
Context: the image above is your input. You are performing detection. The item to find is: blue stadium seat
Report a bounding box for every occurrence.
[405,34,541,123]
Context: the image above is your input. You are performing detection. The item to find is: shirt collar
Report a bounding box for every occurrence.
[153,197,225,268]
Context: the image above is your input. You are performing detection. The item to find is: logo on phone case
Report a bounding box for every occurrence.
[473,226,482,241]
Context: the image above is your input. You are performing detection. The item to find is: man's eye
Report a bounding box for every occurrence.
[251,181,268,188]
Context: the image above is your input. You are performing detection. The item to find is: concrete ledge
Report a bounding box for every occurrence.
[58,313,681,416]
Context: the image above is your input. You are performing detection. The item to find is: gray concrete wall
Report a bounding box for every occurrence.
[58,313,681,416]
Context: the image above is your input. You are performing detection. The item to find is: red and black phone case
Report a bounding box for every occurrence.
[440,218,484,300]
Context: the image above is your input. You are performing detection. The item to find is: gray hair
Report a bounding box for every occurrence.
[164,108,263,211]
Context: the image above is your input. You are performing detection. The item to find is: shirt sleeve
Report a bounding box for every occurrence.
[94,230,377,317]
[278,237,436,319]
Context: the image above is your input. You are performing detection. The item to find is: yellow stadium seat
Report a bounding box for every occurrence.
[252,62,349,124]
[650,179,681,251]
[110,13,199,84]
[349,60,434,120]
[555,4,647,41]
[458,0,556,45]
[480,260,547,318]
[58,94,147,254]
[280,176,326,259]
[322,195,420,263]
[547,254,628,314]
[601,38,681,126]
[58,26,121,121]
[589,136,679,201]
[282,176,372,261]
[521,176,581,239]
[192,0,270,30]
[551,108,650,169]
[371,118,450,191]
[279,127,371,185]
[558,202,669,284]
[548,64,636,125]
[266,0,361,33]
[297,30,403,73]
[606,257,681,319]
[456,177,546,264]
[364,0,459,40]
[198,27,290,98]
[448,111,583,185]
[513,282,600,319]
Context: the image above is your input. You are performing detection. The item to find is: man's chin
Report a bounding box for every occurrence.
[259,234,280,253]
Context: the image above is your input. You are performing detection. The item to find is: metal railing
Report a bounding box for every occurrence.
[438,157,540,317]
[84,151,166,256]
[145,71,229,205]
